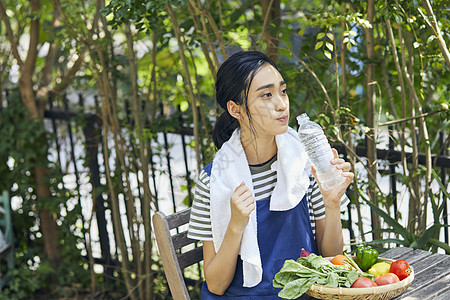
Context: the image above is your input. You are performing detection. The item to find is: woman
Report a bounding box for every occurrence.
[188,51,354,299]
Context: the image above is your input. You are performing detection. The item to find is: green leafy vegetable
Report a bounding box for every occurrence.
[273,253,374,299]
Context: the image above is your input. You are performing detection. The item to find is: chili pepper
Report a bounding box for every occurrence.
[355,246,379,272]
[300,248,311,257]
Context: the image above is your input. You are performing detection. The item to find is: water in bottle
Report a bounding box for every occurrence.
[296,113,345,190]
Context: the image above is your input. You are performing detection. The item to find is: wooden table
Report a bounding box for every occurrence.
[381,247,450,299]
[304,247,450,300]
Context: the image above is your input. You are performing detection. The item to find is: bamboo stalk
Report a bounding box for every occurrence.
[420,0,450,67]
[149,31,158,125]
[398,26,421,233]
[187,2,217,80]
[167,3,202,173]
[100,103,136,300]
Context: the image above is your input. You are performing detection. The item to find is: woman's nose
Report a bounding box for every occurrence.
[275,95,287,111]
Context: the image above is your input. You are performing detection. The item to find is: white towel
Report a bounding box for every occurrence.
[209,127,310,287]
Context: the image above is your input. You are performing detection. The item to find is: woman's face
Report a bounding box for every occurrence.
[240,64,289,139]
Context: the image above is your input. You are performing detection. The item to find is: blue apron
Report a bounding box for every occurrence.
[200,162,318,299]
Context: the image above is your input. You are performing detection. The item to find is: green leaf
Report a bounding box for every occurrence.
[413,224,440,249]
[365,228,397,234]
[279,48,291,57]
[325,42,333,51]
[429,238,450,254]
[324,50,332,59]
[427,35,436,44]
[362,238,411,247]
[344,270,359,287]
[432,169,449,199]
[358,190,413,243]
[326,33,334,41]
[273,272,299,288]
[315,41,323,50]
[317,32,325,39]
[307,254,329,269]
[326,272,339,287]
[278,278,316,299]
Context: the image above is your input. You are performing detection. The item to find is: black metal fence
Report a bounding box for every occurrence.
[1,91,449,281]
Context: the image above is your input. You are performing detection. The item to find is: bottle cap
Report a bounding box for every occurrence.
[296,113,309,125]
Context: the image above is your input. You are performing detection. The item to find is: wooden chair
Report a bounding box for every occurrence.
[152,208,203,300]
[0,191,14,290]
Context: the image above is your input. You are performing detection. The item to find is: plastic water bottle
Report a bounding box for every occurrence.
[296,113,345,190]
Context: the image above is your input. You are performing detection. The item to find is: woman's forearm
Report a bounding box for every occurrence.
[316,206,344,257]
[203,225,243,295]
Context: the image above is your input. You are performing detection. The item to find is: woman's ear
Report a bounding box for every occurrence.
[227,100,241,119]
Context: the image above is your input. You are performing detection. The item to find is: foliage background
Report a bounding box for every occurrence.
[0,0,448,299]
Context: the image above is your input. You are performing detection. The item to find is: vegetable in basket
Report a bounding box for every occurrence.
[375,273,399,286]
[351,277,377,288]
[389,260,411,280]
[355,246,379,272]
[368,261,391,277]
[272,253,374,299]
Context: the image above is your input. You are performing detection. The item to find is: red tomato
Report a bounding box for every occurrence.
[389,260,411,280]
[375,273,400,286]
[351,277,378,288]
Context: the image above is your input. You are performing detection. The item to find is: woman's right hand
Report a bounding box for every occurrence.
[229,182,256,233]
[203,182,256,295]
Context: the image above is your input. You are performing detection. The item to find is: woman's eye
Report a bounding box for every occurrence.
[281,88,287,95]
[262,92,272,98]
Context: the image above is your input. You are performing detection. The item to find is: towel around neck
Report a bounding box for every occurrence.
[209,127,311,287]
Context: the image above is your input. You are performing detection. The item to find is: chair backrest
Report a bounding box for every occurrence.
[0,191,13,260]
[0,191,14,291]
[152,208,203,300]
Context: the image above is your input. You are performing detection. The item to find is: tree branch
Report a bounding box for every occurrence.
[261,0,275,40]
[379,109,446,126]
[286,47,335,115]
[24,0,40,71]
[52,52,85,94]
[420,0,450,67]
[0,0,23,65]
[167,3,202,172]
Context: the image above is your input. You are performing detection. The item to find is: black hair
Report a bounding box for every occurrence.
[212,51,279,149]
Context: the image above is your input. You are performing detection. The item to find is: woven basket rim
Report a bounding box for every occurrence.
[307,257,414,297]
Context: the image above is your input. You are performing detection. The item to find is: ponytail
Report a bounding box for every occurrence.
[213,110,239,149]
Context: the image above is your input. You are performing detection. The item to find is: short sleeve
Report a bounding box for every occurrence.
[187,170,214,241]
[309,176,350,221]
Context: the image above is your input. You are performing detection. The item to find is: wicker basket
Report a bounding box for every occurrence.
[306,257,414,300]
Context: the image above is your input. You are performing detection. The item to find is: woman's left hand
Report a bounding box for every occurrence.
[311,148,354,209]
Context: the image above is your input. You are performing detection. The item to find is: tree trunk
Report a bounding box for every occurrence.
[364,0,381,241]
[35,165,61,268]
[168,3,202,173]
[14,0,61,269]
[261,0,281,63]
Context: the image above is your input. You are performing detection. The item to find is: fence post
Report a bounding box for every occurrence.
[178,106,193,206]
[48,92,63,168]
[439,130,448,245]
[160,102,177,214]
[388,126,398,218]
[80,94,114,283]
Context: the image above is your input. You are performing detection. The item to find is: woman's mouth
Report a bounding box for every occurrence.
[277,115,288,123]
